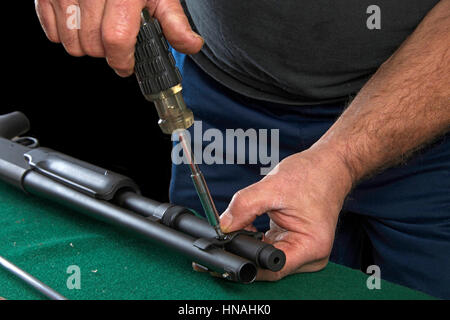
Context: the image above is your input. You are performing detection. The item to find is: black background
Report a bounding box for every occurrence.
[2,3,172,202]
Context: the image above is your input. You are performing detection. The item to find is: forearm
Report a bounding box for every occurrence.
[313,0,450,184]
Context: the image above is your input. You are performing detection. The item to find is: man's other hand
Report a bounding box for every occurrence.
[220,148,354,280]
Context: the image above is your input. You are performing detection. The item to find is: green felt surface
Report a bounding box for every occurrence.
[0,181,433,300]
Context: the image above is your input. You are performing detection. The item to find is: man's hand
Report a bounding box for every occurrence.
[35,0,204,77]
[219,147,354,280]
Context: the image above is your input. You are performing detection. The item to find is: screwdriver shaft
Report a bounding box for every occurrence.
[178,130,225,239]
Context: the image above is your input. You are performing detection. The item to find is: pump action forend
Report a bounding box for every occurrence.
[0,112,286,283]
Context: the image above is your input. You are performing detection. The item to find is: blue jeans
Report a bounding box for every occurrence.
[169,52,450,299]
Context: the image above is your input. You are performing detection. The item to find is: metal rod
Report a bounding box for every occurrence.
[178,130,225,239]
[0,255,67,300]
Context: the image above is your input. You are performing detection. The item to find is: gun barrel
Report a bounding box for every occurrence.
[22,171,257,283]
[116,191,286,272]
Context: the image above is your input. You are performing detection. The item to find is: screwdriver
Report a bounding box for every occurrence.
[134,11,225,239]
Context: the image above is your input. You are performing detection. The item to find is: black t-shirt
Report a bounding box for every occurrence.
[184,0,439,105]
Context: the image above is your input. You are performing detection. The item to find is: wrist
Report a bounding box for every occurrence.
[305,142,357,196]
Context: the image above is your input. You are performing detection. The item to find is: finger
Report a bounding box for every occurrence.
[149,0,203,54]
[52,0,85,56]
[263,218,288,244]
[35,0,60,42]
[78,0,106,57]
[220,181,280,233]
[102,0,146,77]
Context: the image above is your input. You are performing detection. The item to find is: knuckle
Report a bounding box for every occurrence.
[62,38,84,57]
[47,34,61,43]
[50,0,70,11]
[35,0,48,8]
[82,47,104,58]
[66,47,85,57]
[230,190,249,211]
[102,28,133,48]
[106,57,133,73]
[54,0,75,8]
[80,30,104,57]
[80,46,103,58]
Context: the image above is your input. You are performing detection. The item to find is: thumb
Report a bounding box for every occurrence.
[220,181,278,233]
[148,0,204,54]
